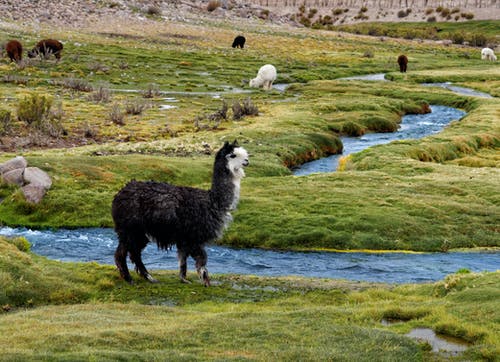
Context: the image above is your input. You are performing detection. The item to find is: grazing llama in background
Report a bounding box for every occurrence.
[397,54,408,72]
[249,64,277,90]
[232,35,246,48]
[28,39,63,61]
[481,48,497,61]
[112,141,249,286]
[5,40,23,63]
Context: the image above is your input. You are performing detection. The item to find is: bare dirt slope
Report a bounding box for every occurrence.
[0,0,498,29]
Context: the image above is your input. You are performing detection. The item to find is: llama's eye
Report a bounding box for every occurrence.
[229,154,237,158]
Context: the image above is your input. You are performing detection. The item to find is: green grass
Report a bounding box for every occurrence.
[0,19,498,251]
[1,235,499,360]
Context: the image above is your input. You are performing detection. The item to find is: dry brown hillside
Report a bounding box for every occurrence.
[0,0,498,28]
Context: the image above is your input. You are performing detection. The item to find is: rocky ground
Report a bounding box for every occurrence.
[0,0,497,29]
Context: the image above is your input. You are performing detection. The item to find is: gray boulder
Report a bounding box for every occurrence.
[0,156,27,175]
[23,167,52,189]
[21,184,47,204]
[2,168,24,186]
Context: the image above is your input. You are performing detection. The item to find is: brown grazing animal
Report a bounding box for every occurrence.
[5,40,23,63]
[28,39,63,60]
[397,54,408,73]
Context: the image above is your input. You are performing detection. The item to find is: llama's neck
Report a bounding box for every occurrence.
[210,168,243,211]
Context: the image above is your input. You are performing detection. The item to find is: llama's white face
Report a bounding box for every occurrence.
[226,146,249,178]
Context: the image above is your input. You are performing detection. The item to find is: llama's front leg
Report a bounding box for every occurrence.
[193,246,210,287]
[177,249,191,284]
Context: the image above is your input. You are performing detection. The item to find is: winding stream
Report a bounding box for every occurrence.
[2,79,496,284]
[294,105,465,176]
[0,227,498,284]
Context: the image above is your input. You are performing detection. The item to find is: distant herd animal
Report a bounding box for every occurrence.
[249,64,277,90]
[232,35,245,49]
[397,54,408,73]
[481,47,497,61]
[2,38,63,63]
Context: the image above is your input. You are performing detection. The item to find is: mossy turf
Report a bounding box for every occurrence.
[1,236,499,361]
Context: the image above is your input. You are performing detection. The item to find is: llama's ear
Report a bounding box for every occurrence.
[232,139,239,146]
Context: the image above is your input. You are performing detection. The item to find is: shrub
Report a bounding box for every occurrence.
[146,5,161,16]
[125,98,148,115]
[333,8,344,16]
[2,74,29,85]
[207,0,220,12]
[360,6,368,13]
[17,94,52,126]
[427,16,436,22]
[468,33,488,47]
[0,109,12,135]
[141,83,161,98]
[425,8,434,15]
[451,32,465,44]
[232,98,258,120]
[440,8,450,17]
[461,12,474,19]
[62,77,93,92]
[108,103,125,125]
[88,84,111,103]
[397,10,408,18]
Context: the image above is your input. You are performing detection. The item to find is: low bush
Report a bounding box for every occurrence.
[17,94,52,126]
[0,109,12,135]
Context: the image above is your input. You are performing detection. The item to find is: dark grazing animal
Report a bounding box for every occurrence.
[398,54,408,73]
[28,39,63,60]
[232,35,246,49]
[112,140,249,286]
[5,40,23,63]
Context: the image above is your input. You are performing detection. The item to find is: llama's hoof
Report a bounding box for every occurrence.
[180,277,191,284]
[146,274,159,283]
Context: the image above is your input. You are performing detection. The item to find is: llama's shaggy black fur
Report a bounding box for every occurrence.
[232,35,246,49]
[112,141,249,286]
[398,54,408,73]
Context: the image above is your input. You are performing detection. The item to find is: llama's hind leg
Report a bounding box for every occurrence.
[193,246,210,287]
[177,249,190,284]
[115,241,133,284]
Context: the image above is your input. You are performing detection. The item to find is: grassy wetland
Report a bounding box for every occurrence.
[0,14,499,361]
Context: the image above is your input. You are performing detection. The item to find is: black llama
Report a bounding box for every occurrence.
[112,141,249,286]
[232,35,246,49]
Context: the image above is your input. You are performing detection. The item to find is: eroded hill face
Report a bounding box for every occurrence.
[0,0,497,28]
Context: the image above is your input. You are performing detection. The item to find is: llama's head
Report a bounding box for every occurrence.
[249,78,261,88]
[216,140,249,179]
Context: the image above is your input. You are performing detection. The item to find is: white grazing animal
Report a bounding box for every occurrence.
[249,64,277,90]
[481,48,497,61]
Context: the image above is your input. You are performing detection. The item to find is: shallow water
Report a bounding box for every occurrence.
[339,73,388,81]
[1,227,498,284]
[406,328,469,354]
[293,105,465,176]
[422,82,493,98]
